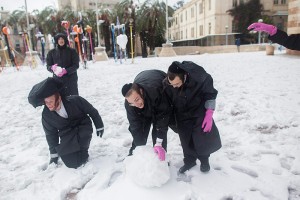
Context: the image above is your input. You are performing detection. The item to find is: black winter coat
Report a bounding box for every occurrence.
[125,70,171,144]
[269,29,300,51]
[42,96,103,157]
[164,61,221,156]
[46,46,79,96]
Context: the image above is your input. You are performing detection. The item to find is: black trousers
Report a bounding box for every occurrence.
[129,120,167,155]
[60,149,89,168]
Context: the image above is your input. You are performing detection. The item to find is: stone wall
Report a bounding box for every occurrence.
[155,44,266,56]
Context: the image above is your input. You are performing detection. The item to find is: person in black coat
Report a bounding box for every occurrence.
[46,33,80,96]
[164,61,221,173]
[247,22,300,51]
[121,70,172,161]
[28,78,104,168]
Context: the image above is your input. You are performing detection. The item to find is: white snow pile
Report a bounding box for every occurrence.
[124,146,170,187]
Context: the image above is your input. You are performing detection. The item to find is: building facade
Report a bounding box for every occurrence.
[57,0,119,11]
[169,0,289,46]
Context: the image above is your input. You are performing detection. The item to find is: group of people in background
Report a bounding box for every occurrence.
[28,22,298,173]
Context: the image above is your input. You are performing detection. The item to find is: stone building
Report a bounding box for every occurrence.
[168,0,289,46]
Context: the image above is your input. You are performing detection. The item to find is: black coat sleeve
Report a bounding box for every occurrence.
[200,74,218,109]
[72,96,104,129]
[65,48,79,75]
[46,50,55,72]
[152,92,171,140]
[125,101,146,145]
[42,112,59,155]
[269,29,300,51]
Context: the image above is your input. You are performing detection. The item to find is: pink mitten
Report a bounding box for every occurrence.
[51,64,58,72]
[202,109,214,132]
[247,22,277,36]
[55,68,67,77]
[154,145,165,161]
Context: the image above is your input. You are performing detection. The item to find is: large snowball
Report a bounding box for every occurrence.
[124,146,170,187]
[116,34,128,49]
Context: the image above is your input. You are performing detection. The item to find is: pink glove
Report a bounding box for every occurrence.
[51,64,58,72]
[54,67,67,77]
[247,22,277,36]
[202,109,214,132]
[154,145,165,161]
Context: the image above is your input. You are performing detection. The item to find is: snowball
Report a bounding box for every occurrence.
[55,67,62,73]
[116,34,128,49]
[124,146,170,187]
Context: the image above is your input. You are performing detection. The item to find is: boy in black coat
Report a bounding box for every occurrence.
[28,78,104,168]
[46,33,80,96]
[164,61,222,173]
[122,70,172,161]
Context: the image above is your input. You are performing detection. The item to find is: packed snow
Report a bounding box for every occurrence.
[0,50,299,200]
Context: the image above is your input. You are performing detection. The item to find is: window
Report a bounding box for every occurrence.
[186,11,187,20]
[180,14,183,23]
[191,27,194,37]
[233,0,237,7]
[274,0,279,4]
[281,0,286,4]
[240,0,244,4]
[200,25,203,36]
[208,23,211,35]
[176,17,177,25]
[209,0,211,10]
[186,29,187,39]
[199,3,203,14]
[181,31,183,39]
[191,7,194,18]
[232,20,237,32]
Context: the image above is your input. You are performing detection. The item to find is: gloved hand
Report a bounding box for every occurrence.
[49,157,58,165]
[247,22,277,36]
[154,139,165,161]
[96,127,104,137]
[54,67,67,77]
[202,109,214,132]
[51,64,58,72]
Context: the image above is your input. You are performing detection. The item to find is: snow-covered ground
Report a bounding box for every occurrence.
[0,51,299,200]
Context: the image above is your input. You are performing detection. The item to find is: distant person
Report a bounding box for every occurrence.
[235,38,241,52]
[46,33,80,96]
[28,77,104,168]
[247,22,300,51]
[163,61,222,173]
[122,70,172,161]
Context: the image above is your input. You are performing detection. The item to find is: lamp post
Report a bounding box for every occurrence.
[95,1,105,47]
[129,18,134,63]
[165,0,170,44]
[258,19,263,44]
[25,0,33,51]
[225,25,228,46]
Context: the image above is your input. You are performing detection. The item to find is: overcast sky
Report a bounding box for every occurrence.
[0,0,183,12]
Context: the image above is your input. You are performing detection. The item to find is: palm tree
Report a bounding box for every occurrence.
[136,0,173,56]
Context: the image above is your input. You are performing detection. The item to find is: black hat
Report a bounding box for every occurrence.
[28,77,63,108]
[122,83,133,97]
[168,61,185,74]
[54,33,68,45]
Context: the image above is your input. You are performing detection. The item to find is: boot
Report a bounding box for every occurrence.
[200,158,210,173]
[178,162,196,173]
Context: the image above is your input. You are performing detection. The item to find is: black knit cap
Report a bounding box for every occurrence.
[121,83,133,97]
[168,61,185,74]
[54,33,68,47]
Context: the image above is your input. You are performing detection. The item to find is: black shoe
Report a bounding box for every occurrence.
[200,160,210,172]
[178,162,196,173]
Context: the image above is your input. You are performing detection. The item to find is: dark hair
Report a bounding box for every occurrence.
[167,71,185,82]
[123,83,142,98]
